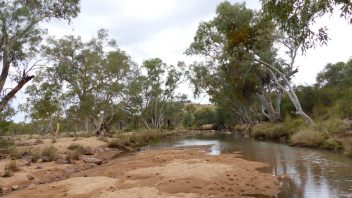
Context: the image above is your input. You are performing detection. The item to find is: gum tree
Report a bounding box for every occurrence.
[0,0,80,112]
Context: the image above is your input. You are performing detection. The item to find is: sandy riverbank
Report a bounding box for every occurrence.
[3,144,279,198]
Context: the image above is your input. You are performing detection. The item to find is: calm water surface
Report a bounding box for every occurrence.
[143,133,352,198]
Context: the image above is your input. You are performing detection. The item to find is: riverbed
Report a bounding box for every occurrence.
[144,133,352,198]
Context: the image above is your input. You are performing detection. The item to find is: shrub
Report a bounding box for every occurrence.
[290,129,327,148]
[253,119,305,141]
[2,169,13,177]
[0,137,14,149]
[319,118,351,135]
[4,160,18,173]
[30,147,42,163]
[8,146,27,159]
[41,146,58,162]
[320,138,343,151]
[108,137,130,149]
[67,144,84,152]
[66,149,81,161]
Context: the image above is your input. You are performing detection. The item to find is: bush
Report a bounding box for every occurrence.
[0,137,14,150]
[4,160,18,175]
[253,119,305,141]
[30,147,42,163]
[9,146,26,159]
[41,146,58,162]
[2,169,13,177]
[320,138,343,151]
[108,137,130,149]
[318,118,351,135]
[66,149,81,161]
[67,144,84,152]
[290,129,327,148]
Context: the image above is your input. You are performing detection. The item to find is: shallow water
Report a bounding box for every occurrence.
[143,133,352,198]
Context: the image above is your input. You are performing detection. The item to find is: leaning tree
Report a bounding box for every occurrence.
[0,0,80,112]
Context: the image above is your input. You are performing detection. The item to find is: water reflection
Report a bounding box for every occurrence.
[145,133,352,198]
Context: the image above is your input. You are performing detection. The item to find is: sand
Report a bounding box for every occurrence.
[4,146,279,198]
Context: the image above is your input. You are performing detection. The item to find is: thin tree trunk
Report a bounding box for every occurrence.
[85,116,90,133]
[254,58,314,124]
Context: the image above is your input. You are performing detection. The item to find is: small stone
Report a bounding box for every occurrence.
[82,156,102,165]
[35,166,42,169]
[11,185,19,190]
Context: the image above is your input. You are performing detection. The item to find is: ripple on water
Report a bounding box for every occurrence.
[144,134,352,198]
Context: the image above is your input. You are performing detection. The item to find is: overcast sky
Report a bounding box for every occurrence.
[12,0,352,121]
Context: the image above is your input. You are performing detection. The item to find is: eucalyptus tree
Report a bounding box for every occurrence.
[20,69,62,134]
[260,0,352,123]
[138,58,187,130]
[188,1,314,124]
[187,2,282,124]
[40,29,133,135]
[0,0,80,112]
[261,0,352,53]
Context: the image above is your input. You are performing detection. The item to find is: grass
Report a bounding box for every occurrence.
[5,160,18,172]
[66,143,85,161]
[3,160,18,177]
[41,146,58,162]
[253,117,352,156]
[30,147,42,163]
[290,129,327,148]
[0,137,14,150]
[66,149,82,161]
[67,143,84,152]
[8,146,27,160]
[108,131,159,151]
[253,118,305,141]
[97,136,109,143]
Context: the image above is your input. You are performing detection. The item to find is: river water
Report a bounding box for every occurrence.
[143,133,352,198]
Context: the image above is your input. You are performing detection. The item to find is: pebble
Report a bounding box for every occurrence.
[11,185,19,190]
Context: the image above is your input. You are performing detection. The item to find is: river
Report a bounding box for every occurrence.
[143,133,352,198]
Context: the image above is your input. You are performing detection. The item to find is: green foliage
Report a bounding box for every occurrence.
[0,0,81,113]
[253,118,305,141]
[193,106,217,127]
[187,2,285,125]
[261,0,352,52]
[320,138,343,151]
